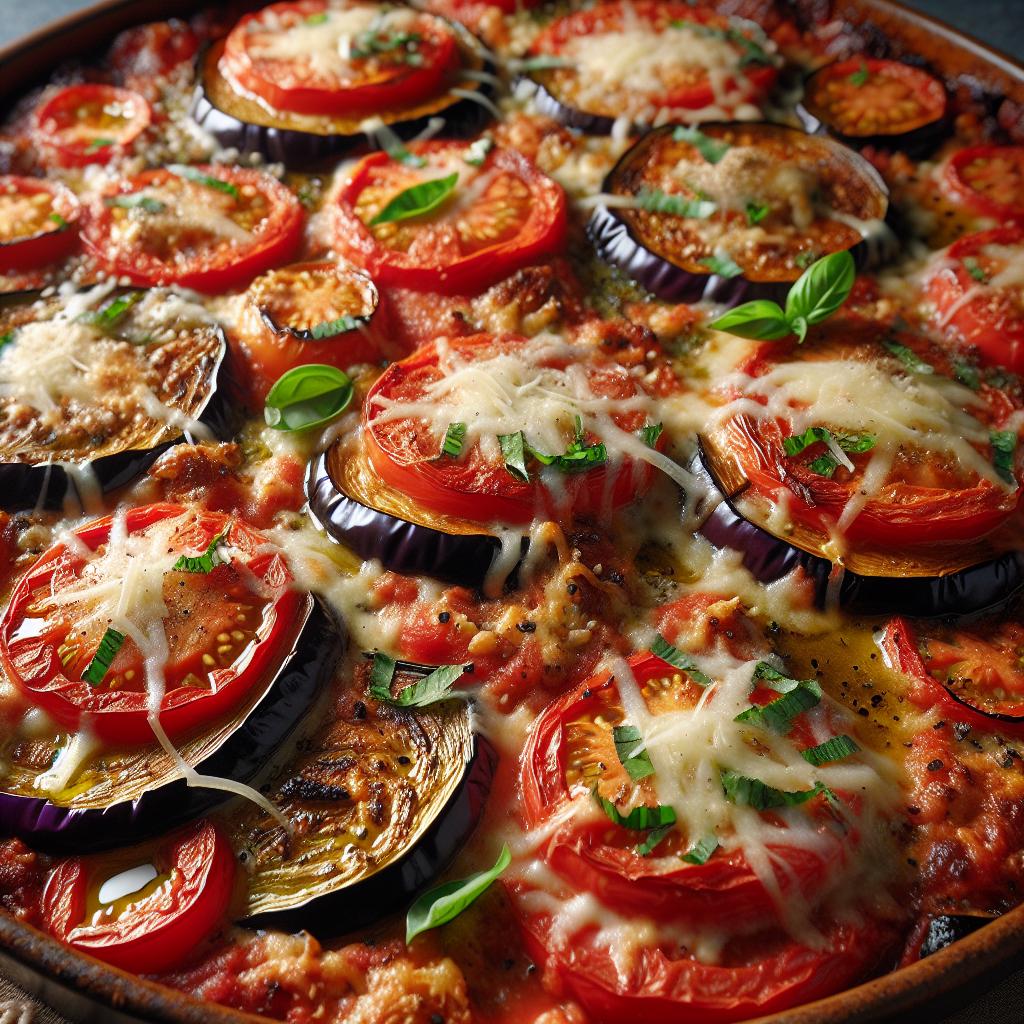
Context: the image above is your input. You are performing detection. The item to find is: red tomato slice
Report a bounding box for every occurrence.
[945,145,1024,222]
[926,226,1024,373]
[82,165,304,294]
[42,820,235,975]
[109,19,200,89]
[0,503,303,745]
[0,176,80,273]
[364,332,657,525]
[220,0,460,117]
[33,84,151,168]
[333,141,567,294]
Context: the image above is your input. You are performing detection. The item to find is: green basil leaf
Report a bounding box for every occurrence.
[309,315,362,339]
[370,172,458,226]
[264,364,353,432]
[635,188,717,219]
[638,422,664,448]
[369,651,396,693]
[671,125,730,164]
[752,661,805,693]
[783,250,856,328]
[962,256,989,284]
[406,844,511,943]
[636,824,674,856]
[594,788,677,831]
[651,633,712,687]
[613,724,655,781]
[720,769,829,811]
[801,734,860,766]
[735,679,822,734]
[710,299,791,340]
[168,164,239,198]
[0,332,13,350]
[306,12,328,24]
[782,426,875,459]
[548,435,607,473]
[745,201,770,225]
[510,55,575,73]
[990,429,1018,485]
[77,291,144,331]
[48,212,68,228]
[882,339,934,375]
[86,137,115,153]
[680,834,719,864]
[700,253,743,278]
[499,431,530,482]
[794,250,818,269]
[808,453,839,477]
[105,194,167,213]
[463,137,494,167]
[441,422,467,458]
[368,653,469,708]
[848,62,870,87]
[954,361,981,390]
[82,627,126,686]
[172,531,228,574]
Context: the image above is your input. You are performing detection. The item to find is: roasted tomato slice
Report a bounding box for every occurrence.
[0,503,303,745]
[333,140,567,294]
[528,1,778,125]
[42,820,235,974]
[800,58,947,142]
[219,0,460,117]
[944,145,1024,222]
[702,319,1022,547]
[83,165,304,293]
[363,331,657,525]
[0,176,79,273]
[109,19,200,89]
[926,226,1024,373]
[33,84,151,168]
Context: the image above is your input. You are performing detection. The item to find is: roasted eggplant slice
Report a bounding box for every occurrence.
[0,596,344,853]
[589,123,893,305]
[233,684,496,934]
[0,286,235,510]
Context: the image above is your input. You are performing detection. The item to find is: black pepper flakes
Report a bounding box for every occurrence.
[926,759,944,772]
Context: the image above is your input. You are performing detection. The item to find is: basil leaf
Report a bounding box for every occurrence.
[499,431,530,482]
[309,315,362,339]
[784,250,856,328]
[848,62,870,87]
[264,364,353,432]
[172,531,228,574]
[752,661,805,693]
[962,256,989,284]
[671,125,730,164]
[168,164,239,198]
[783,426,875,459]
[548,429,607,473]
[369,172,458,226]
[86,138,115,153]
[990,430,1018,485]
[406,844,511,943]
[368,653,469,708]
[382,138,426,169]
[735,679,822,734]
[636,824,674,856]
[306,12,328,24]
[721,769,830,810]
[105,194,167,213]
[77,291,144,331]
[651,634,712,687]
[594,788,677,831]
[0,332,13,350]
[635,188,716,219]
[808,453,839,477]
[801,734,860,766]
[613,724,655,781]
[82,627,126,686]
[700,253,743,278]
[369,651,396,692]
[681,834,719,864]
[441,422,467,458]
[638,422,663,448]
[882,339,934,375]
[710,299,791,341]
[510,55,575,73]
[795,250,818,269]
[954,361,981,390]
[745,201,770,225]
[48,212,68,228]
[463,137,494,167]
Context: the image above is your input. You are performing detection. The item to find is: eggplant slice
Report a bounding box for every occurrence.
[0,287,235,511]
[588,122,894,305]
[233,684,497,934]
[0,596,344,854]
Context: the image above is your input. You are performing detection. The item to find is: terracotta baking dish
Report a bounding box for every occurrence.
[0,1,1022,1021]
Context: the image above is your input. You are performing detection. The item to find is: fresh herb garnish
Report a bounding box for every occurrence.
[672,124,730,164]
[721,769,833,811]
[735,678,822,734]
[82,627,126,687]
[309,315,362,339]
[752,661,805,692]
[794,250,818,269]
[48,211,67,228]
[681,834,719,864]
[463,137,494,167]
[954,361,981,390]
[77,291,144,330]
[782,426,875,461]
[962,256,989,283]
[990,429,1018,485]
[636,824,674,856]
[264,364,353,432]
[168,164,239,198]
[306,12,328,24]
[801,734,860,766]
[635,188,716,219]
[172,531,228,574]
[499,419,607,482]
[671,20,773,68]
[700,253,743,278]
[86,138,115,154]
[441,422,467,458]
[638,422,664,448]
[511,55,576,73]
[651,633,712,687]
[594,788,677,831]
[613,724,655,781]
[499,431,530,482]
[882,339,934,374]
[370,172,458,226]
[745,201,770,225]
[383,139,426,168]
[0,332,13,351]
[368,651,471,708]
[406,844,511,943]
[105,194,167,213]
[351,27,423,63]
[848,62,870,87]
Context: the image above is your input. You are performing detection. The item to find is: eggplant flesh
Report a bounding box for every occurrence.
[0,288,236,512]
[306,441,526,590]
[0,596,345,854]
[233,686,497,935]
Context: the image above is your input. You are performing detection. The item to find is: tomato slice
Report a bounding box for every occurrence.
[0,503,303,745]
[945,146,1024,222]
[82,165,304,294]
[926,226,1024,373]
[109,19,200,91]
[42,820,235,975]
[0,176,79,273]
[363,332,657,525]
[33,84,151,168]
[332,140,567,294]
[220,0,460,117]
[528,1,778,123]
[801,58,947,139]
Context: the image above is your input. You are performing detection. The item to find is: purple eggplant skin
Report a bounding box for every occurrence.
[305,449,526,590]
[529,75,617,136]
[918,915,992,959]
[241,732,497,935]
[0,595,345,855]
[693,452,1024,619]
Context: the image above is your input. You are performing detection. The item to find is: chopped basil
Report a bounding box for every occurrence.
[499,431,530,482]
[264,364,353,432]
[82,627,126,686]
[783,250,857,342]
[681,834,719,865]
[962,256,989,283]
[306,12,329,24]
[351,28,422,62]
[511,55,576,73]
[383,139,426,169]
[735,678,822,734]
[0,332,12,350]
[168,164,239,198]
[406,844,511,943]
[700,253,743,278]
[463,137,494,167]
[77,291,144,331]
[636,824,674,856]
[441,422,467,458]
[954,361,981,390]
[613,724,654,781]
[105,194,167,213]
[752,661,805,693]
[794,249,818,269]
[848,62,870,87]
[801,734,860,765]
[671,125,730,164]
[368,651,470,708]
[721,769,831,811]
[882,339,934,374]
[745,201,770,225]
[172,531,228,574]
[650,633,712,687]
[782,426,875,460]
[671,20,773,68]
[86,137,115,154]
[48,211,67,228]
[594,788,677,831]
[369,172,458,226]
[990,430,1018,485]
[309,315,362,339]
[638,422,664,448]
[499,420,607,482]
[635,188,717,219]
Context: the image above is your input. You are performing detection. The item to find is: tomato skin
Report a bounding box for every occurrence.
[945,146,1024,222]
[109,20,200,90]
[0,176,79,273]
[83,166,304,294]
[42,820,235,975]
[926,226,1024,373]
[0,503,304,745]
[33,84,151,168]
[333,141,567,295]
